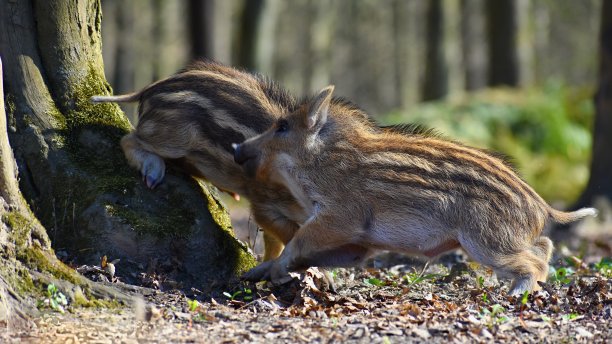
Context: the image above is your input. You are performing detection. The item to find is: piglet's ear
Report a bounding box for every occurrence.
[306,85,334,130]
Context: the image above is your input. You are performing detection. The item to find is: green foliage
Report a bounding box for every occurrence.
[187,299,200,312]
[540,314,552,322]
[476,275,485,289]
[562,313,579,321]
[594,257,612,278]
[38,283,68,313]
[363,277,385,287]
[403,272,439,287]
[383,83,594,203]
[479,304,509,327]
[223,287,254,301]
[362,270,441,288]
[520,291,530,306]
[186,298,214,323]
[481,292,489,304]
[549,266,574,285]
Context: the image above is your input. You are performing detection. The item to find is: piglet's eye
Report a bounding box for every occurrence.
[276,120,289,134]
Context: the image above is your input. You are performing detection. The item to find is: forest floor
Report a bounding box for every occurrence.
[2,216,611,343]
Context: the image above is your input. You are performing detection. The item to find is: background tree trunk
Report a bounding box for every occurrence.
[461,0,487,91]
[423,0,449,101]
[236,0,265,70]
[575,0,612,209]
[253,0,280,76]
[113,0,136,95]
[188,0,216,60]
[1,0,255,298]
[486,0,519,86]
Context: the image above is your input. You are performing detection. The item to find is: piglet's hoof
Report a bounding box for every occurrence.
[141,155,165,189]
[242,261,274,282]
[242,261,296,286]
[271,274,294,286]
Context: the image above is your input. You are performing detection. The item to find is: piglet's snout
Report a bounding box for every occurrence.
[232,143,250,165]
[233,143,260,177]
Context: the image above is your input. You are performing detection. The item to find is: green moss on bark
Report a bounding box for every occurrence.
[17,247,80,286]
[2,211,32,248]
[199,182,257,274]
[0,258,36,295]
[104,193,197,237]
[66,65,131,134]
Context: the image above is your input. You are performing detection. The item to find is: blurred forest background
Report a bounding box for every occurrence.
[99,0,602,214]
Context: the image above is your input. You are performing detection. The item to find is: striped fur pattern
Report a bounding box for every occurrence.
[92,61,312,261]
[234,86,598,295]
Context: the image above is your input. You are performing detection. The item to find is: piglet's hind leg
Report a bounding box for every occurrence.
[458,233,550,296]
[121,133,166,188]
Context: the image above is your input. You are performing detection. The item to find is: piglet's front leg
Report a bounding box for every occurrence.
[260,221,372,284]
[242,260,272,281]
[242,258,294,284]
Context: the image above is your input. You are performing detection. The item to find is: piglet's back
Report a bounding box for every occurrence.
[135,62,295,153]
[332,128,584,235]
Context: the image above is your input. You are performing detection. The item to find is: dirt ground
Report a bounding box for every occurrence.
[2,207,611,343]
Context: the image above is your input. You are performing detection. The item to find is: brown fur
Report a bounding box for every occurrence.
[234,86,598,295]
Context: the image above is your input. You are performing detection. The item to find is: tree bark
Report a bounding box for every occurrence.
[188,0,216,60]
[575,0,612,208]
[112,0,136,95]
[423,0,449,101]
[1,0,254,304]
[486,0,519,86]
[254,0,280,76]
[461,0,487,91]
[0,55,129,331]
[236,0,265,70]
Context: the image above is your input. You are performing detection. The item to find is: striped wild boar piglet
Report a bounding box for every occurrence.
[91,61,314,261]
[233,86,598,295]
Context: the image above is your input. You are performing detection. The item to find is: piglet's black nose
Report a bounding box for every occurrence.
[233,143,248,165]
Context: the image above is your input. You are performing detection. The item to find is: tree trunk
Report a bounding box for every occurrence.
[152,0,165,81]
[254,0,280,76]
[461,0,487,91]
[188,0,216,60]
[423,0,449,101]
[0,55,33,328]
[393,0,426,107]
[236,0,265,70]
[486,0,519,86]
[113,0,136,95]
[0,0,254,309]
[515,0,534,87]
[0,56,129,331]
[575,0,612,208]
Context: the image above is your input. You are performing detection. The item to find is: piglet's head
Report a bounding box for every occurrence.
[233,85,335,181]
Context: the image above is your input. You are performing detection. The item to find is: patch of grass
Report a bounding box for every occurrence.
[223,287,254,302]
[477,275,485,289]
[403,272,440,287]
[363,277,386,287]
[561,313,579,321]
[481,293,489,304]
[479,304,509,327]
[37,283,68,313]
[186,298,215,323]
[187,299,200,312]
[549,266,574,285]
[594,257,612,278]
